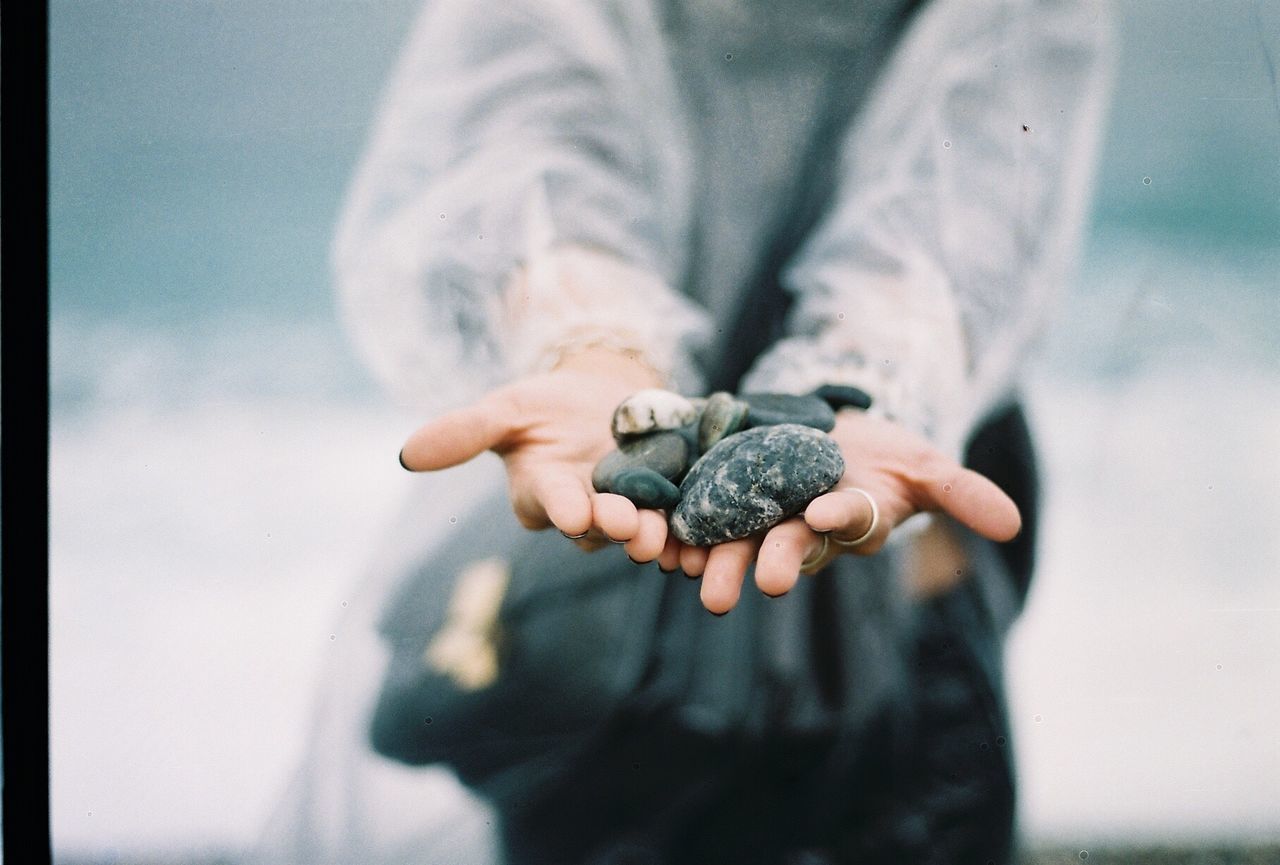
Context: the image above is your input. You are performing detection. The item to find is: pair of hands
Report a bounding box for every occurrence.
[399,348,1021,614]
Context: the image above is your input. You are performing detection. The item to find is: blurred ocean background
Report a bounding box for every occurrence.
[49,0,1279,862]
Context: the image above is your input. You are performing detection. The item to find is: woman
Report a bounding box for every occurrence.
[266,0,1113,862]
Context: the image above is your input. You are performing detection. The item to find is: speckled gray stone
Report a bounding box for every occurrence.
[670,424,845,546]
[742,392,836,432]
[612,389,700,441]
[592,430,691,493]
[697,391,749,453]
[611,467,682,510]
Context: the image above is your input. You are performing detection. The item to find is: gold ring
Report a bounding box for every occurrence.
[799,533,831,575]
[829,488,880,548]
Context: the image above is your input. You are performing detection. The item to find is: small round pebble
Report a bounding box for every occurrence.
[592,430,691,492]
[742,392,836,432]
[673,418,702,459]
[611,467,682,510]
[612,389,700,440]
[810,384,873,412]
[697,391,749,453]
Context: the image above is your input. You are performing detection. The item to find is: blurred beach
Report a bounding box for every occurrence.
[48,0,1280,861]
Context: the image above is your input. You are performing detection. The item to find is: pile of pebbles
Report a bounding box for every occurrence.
[592,386,871,546]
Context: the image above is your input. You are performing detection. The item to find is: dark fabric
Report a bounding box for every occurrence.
[370,516,667,785]
[492,573,1016,865]
[369,505,911,795]
[962,401,1040,605]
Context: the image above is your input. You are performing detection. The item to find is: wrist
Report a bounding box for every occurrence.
[500,245,711,397]
[551,342,666,389]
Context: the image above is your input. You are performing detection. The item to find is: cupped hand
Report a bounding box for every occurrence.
[694,409,1022,614]
[399,347,686,560]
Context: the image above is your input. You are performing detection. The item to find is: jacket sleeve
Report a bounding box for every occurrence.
[740,0,1115,458]
[334,0,712,411]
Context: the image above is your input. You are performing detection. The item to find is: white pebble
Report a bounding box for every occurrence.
[612,389,699,438]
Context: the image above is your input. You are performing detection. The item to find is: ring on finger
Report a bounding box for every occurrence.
[798,533,831,575]
[829,487,880,548]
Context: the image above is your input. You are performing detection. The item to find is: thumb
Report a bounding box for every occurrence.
[399,396,516,471]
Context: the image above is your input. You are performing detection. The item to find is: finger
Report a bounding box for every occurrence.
[679,544,709,578]
[592,492,641,542]
[926,467,1022,543]
[804,488,876,539]
[755,519,822,597]
[657,533,683,573]
[400,396,514,471]
[803,487,893,554]
[531,473,594,538]
[624,509,669,563]
[700,538,758,614]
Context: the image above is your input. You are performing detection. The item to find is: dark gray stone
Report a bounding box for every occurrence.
[592,430,691,492]
[674,397,709,456]
[673,419,702,460]
[611,467,682,510]
[697,391,749,453]
[811,384,873,412]
[670,424,845,546]
[742,392,836,432]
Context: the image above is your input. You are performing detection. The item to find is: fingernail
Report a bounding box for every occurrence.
[560,530,589,540]
[708,609,729,618]
[658,565,676,574]
[626,554,639,564]
[398,450,410,471]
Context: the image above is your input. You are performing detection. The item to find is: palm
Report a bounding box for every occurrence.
[400,350,680,559]
[492,370,639,533]
[812,410,1021,548]
[693,410,1022,613]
